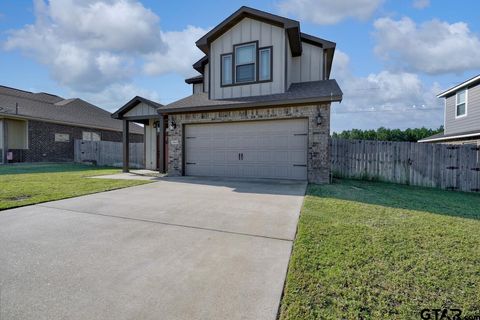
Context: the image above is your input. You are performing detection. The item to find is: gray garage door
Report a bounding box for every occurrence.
[184,119,308,180]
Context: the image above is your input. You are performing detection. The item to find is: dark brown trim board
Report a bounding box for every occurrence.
[122,120,130,172]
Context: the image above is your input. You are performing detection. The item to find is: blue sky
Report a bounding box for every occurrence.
[1,0,479,132]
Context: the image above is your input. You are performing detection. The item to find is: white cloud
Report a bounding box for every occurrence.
[374,17,480,74]
[143,25,210,77]
[277,0,384,25]
[72,83,161,111]
[412,0,430,9]
[331,50,443,132]
[3,0,206,93]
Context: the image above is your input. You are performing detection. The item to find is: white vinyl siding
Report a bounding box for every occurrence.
[210,17,285,99]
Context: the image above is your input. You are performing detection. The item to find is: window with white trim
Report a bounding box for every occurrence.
[456,89,467,117]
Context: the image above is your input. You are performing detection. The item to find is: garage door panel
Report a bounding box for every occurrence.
[185,119,308,180]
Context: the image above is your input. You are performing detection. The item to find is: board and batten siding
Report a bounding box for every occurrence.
[445,84,480,135]
[124,102,157,117]
[210,17,285,99]
[287,41,324,88]
[193,83,203,94]
[204,63,209,93]
[144,119,157,170]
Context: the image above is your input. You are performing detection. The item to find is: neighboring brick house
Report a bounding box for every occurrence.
[420,74,480,145]
[0,85,143,164]
[112,6,343,184]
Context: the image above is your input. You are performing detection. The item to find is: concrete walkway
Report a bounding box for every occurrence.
[0,177,306,320]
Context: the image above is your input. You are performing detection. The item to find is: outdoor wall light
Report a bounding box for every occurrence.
[316,114,322,125]
[169,119,177,131]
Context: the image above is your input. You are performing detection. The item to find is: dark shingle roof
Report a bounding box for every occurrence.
[0,85,143,134]
[419,129,480,142]
[160,80,342,114]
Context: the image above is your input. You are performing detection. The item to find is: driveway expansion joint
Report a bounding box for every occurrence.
[36,204,294,242]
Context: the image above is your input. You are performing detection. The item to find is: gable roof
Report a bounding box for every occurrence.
[0,85,143,134]
[437,74,480,98]
[190,7,337,80]
[160,79,342,114]
[196,6,303,57]
[111,96,163,119]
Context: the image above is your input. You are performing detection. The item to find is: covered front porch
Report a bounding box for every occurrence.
[0,116,29,164]
[111,96,167,173]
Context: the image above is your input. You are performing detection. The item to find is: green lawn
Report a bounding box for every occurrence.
[280,179,480,320]
[0,163,150,210]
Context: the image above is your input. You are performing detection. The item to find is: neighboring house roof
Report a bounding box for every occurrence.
[159,80,342,114]
[0,85,143,134]
[419,130,480,143]
[437,74,480,98]
[111,96,163,120]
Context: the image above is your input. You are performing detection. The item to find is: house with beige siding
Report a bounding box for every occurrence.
[420,74,480,145]
[0,85,143,164]
[112,6,343,183]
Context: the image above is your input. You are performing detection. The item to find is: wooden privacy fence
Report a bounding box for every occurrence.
[74,140,144,168]
[331,139,480,193]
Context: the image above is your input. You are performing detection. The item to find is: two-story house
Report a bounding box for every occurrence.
[112,6,343,183]
[420,74,480,145]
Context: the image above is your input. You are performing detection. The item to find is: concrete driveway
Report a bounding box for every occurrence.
[0,177,306,320]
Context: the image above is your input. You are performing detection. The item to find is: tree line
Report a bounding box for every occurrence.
[332,126,444,142]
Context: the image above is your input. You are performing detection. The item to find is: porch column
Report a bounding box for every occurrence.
[123,120,129,172]
[158,115,165,173]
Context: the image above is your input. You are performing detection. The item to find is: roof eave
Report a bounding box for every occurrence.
[195,6,302,55]
[437,74,480,98]
[185,76,204,84]
[111,96,163,119]
[158,95,342,115]
[419,131,480,143]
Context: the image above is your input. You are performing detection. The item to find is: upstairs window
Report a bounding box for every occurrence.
[221,54,232,85]
[235,43,256,83]
[259,47,272,81]
[220,41,273,87]
[456,89,467,118]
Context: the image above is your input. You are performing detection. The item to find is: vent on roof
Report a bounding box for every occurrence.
[54,98,78,106]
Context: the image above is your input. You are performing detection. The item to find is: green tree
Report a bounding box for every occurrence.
[332,126,443,142]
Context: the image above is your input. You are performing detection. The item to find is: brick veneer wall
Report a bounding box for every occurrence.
[8,120,143,163]
[167,104,331,184]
